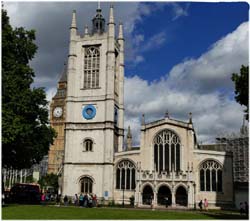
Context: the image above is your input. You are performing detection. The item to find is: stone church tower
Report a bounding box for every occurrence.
[62,5,124,199]
[48,64,67,174]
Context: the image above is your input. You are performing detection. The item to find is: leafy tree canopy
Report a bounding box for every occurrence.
[38,173,59,191]
[231,65,249,120]
[2,9,56,170]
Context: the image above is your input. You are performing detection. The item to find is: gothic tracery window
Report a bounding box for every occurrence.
[153,130,181,173]
[83,139,93,151]
[83,46,100,89]
[200,160,223,192]
[116,160,136,190]
[80,177,93,193]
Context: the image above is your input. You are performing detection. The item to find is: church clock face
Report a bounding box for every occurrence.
[82,105,96,119]
[53,107,63,118]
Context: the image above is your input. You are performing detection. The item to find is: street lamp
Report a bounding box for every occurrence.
[122,184,125,207]
[193,183,196,210]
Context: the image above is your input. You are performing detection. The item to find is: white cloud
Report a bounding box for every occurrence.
[171,3,190,21]
[167,22,249,93]
[142,32,167,52]
[134,55,145,65]
[124,22,248,146]
[45,87,57,103]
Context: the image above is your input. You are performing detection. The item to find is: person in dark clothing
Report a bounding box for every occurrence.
[63,195,68,206]
[245,202,249,216]
[165,197,168,208]
[198,200,203,211]
[56,194,61,206]
[83,194,88,207]
[240,202,244,215]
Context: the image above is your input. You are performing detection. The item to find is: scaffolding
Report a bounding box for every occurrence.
[216,123,249,183]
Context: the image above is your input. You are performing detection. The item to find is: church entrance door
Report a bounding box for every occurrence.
[157,185,172,206]
[175,186,188,206]
[142,185,153,205]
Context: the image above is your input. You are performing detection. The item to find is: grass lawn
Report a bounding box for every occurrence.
[2,204,248,220]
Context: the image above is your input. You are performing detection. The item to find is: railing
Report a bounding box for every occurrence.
[138,170,191,181]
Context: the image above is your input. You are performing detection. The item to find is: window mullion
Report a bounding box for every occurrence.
[125,167,127,190]
[163,143,165,171]
[216,169,218,191]
[210,169,212,192]
[204,169,206,191]
[119,169,122,189]
[130,168,132,190]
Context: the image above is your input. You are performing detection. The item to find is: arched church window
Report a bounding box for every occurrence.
[83,139,93,151]
[199,160,223,192]
[83,46,100,89]
[116,160,136,190]
[80,177,93,193]
[153,130,181,173]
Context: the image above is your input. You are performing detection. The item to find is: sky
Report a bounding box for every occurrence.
[4,1,249,145]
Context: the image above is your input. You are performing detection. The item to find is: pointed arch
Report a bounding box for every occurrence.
[115,159,136,190]
[78,175,95,194]
[153,129,181,173]
[199,159,223,192]
[83,46,100,89]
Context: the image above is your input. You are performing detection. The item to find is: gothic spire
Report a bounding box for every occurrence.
[127,126,132,139]
[189,112,192,124]
[84,25,89,36]
[126,126,132,150]
[108,4,115,25]
[71,10,77,29]
[59,62,67,83]
[118,22,124,40]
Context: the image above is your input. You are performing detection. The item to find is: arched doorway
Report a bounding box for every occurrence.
[175,186,188,206]
[142,185,153,205]
[157,185,172,206]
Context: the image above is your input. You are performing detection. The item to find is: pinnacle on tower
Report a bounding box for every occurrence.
[70,10,77,29]
[108,4,115,25]
[126,126,132,150]
[127,126,132,139]
[118,22,124,40]
[165,110,169,118]
[141,114,145,125]
[92,4,105,34]
[84,25,89,36]
[189,112,193,124]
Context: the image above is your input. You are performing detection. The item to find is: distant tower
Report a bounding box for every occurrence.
[62,5,124,200]
[48,63,67,174]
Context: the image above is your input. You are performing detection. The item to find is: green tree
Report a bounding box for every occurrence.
[2,9,56,170]
[231,65,249,120]
[38,173,59,191]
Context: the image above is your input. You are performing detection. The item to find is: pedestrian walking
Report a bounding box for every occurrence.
[63,195,68,206]
[41,193,46,205]
[79,193,84,207]
[198,200,203,211]
[240,202,244,215]
[245,202,249,216]
[74,194,78,206]
[88,194,93,208]
[165,197,168,208]
[93,194,97,207]
[204,198,208,211]
[56,194,61,206]
[84,194,88,207]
